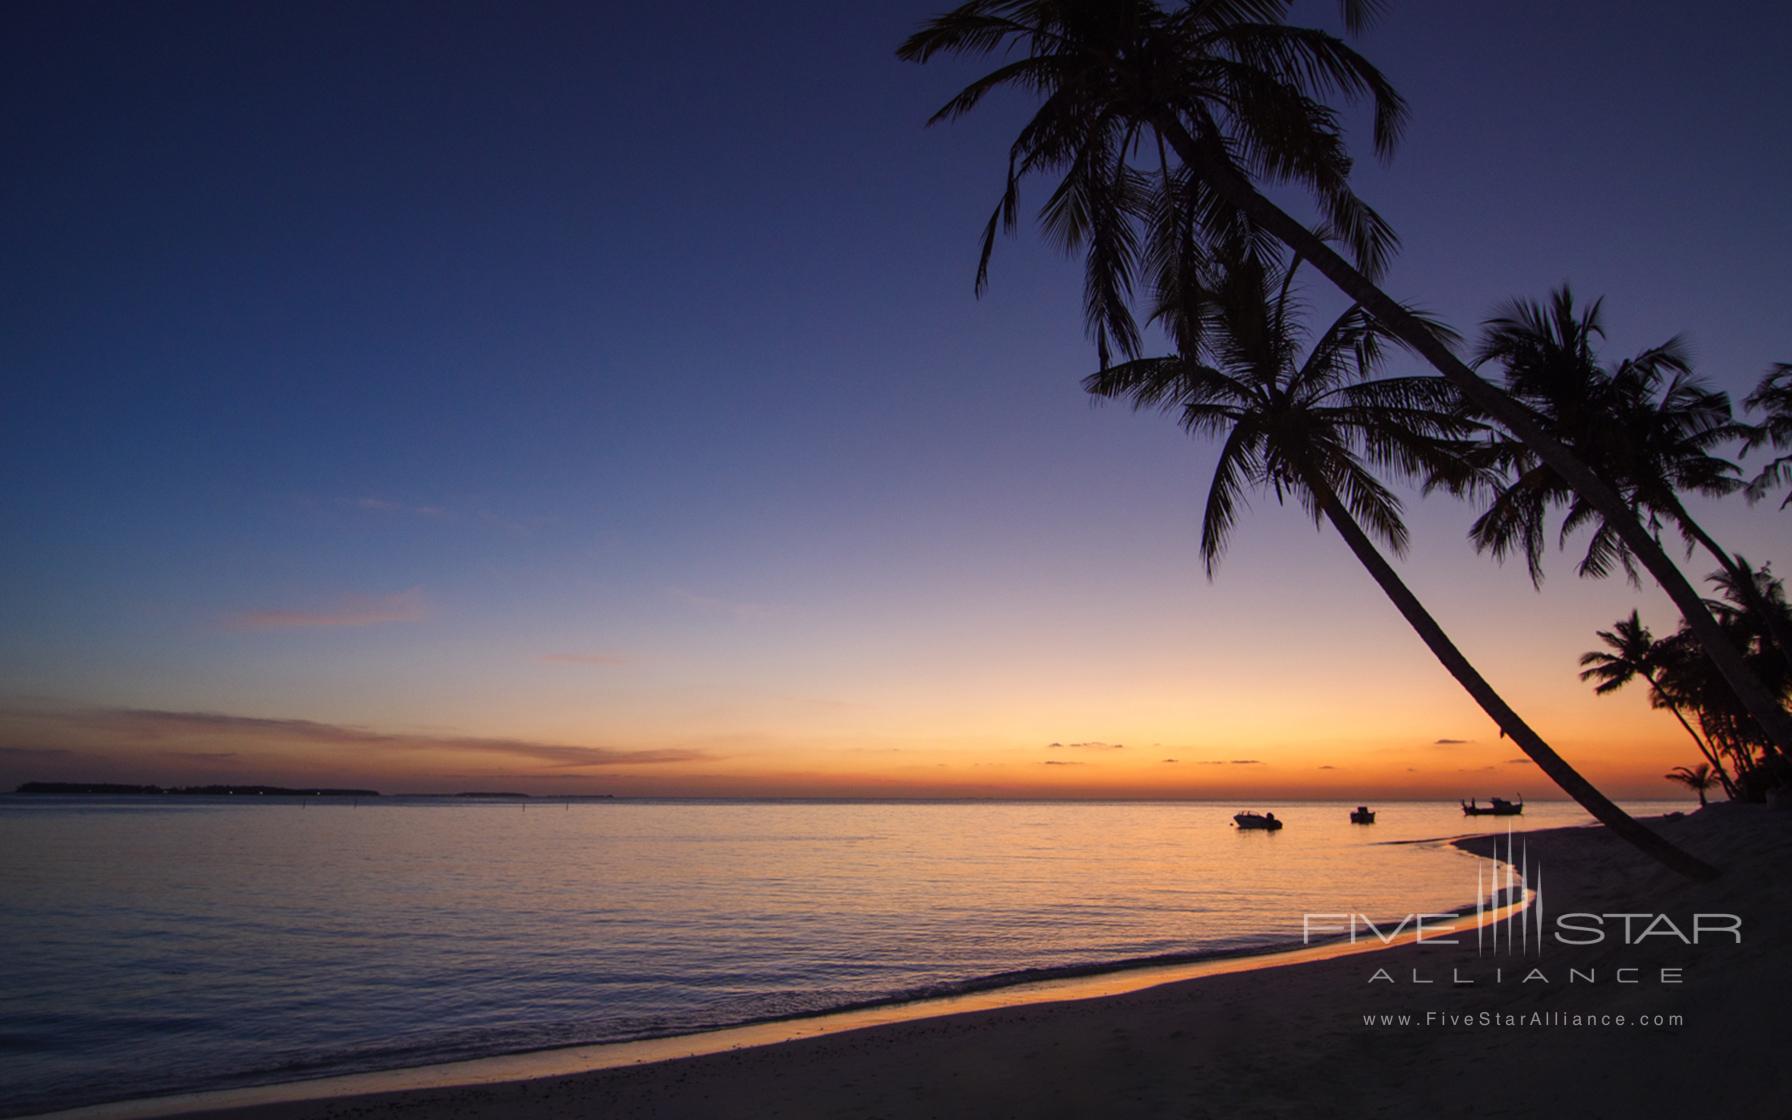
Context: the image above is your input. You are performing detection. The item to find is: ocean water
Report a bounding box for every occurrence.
[0,796,1676,1116]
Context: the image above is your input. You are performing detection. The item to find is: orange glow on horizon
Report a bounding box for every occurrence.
[0,696,1707,802]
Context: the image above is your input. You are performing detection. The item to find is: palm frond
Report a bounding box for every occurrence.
[1200,419,1262,575]
[896,3,1056,64]
[1469,460,1555,585]
[903,0,1408,373]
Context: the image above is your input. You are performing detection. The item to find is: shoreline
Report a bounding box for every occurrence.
[27,808,1788,1118]
[20,833,1526,1120]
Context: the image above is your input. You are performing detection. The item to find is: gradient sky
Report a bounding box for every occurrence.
[2,1,1787,799]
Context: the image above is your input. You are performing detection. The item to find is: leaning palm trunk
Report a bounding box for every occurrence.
[1151,116,1792,759]
[1704,718,1748,773]
[1648,682,1737,799]
[1303,471,1719,880]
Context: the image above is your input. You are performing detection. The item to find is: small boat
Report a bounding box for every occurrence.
[1349,805,1376,824]
[1461,796,1524,817]
[1233,811,1283,831]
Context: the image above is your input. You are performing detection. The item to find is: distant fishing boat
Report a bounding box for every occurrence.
[1233,811,1282,831]
[1461,796,1523,817]
[1349,805,1376,824]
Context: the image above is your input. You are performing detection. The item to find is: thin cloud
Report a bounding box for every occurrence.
[0,746,70,757]
[1041,760,1085,766]
[1229,759,1262,765]
[1048,741,1124,751]
[1505,758,1536,765]
[1434,738,1472,745]
[540,653,629,666]
[51,707,706,769]
[1161,758,1178,764]
[1318,765,1338,770]
[163,750,238,761]
[227,588,427,631]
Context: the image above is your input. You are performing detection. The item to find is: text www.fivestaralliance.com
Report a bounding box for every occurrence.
[1362,1011,1684,1029]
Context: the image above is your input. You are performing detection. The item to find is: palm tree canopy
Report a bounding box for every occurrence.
[1705,558,1792,634]
[897,0,1405,366]
[1664,763,1714,789]
[1083,253,1469,573]
[1742,362,1792,507]
[1652,561,1792,742]
[1466,287,1746,584]
[1577,610,1660,697]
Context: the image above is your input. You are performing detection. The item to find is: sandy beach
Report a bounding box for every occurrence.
[83,806,1778,1120]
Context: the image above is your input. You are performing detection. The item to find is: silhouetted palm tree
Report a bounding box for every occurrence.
[1650,562,1792,796]
[1579,611,1734,797]
[1742,362,1792,508]
[1471,292,1741,576]
[1709,560,1791,624]
[898,1,1790,755]
[1652,629,1760,788]
[1664,763,1716,808]
[1086,254,1716,879]
[1471,289,1791,670]
[1704,560,1792,703]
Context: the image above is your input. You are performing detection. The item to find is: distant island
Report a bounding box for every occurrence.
[12,782,627,799]
[15,782,381,797]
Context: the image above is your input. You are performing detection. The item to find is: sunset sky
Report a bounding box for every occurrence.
[2,1,1787,799]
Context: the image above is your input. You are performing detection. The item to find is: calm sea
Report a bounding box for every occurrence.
[0,796,1675,1116]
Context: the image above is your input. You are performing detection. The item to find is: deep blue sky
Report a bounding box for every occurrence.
[2,1,1787,795]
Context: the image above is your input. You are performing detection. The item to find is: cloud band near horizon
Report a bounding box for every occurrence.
[3,705,707,769]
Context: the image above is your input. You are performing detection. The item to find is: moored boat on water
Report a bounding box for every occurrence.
[1349,805,1375,824]
[1233,811,1283,831]
[1461,796,1524,816]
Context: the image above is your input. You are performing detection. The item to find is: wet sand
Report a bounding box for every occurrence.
[53,806,1792,1119]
